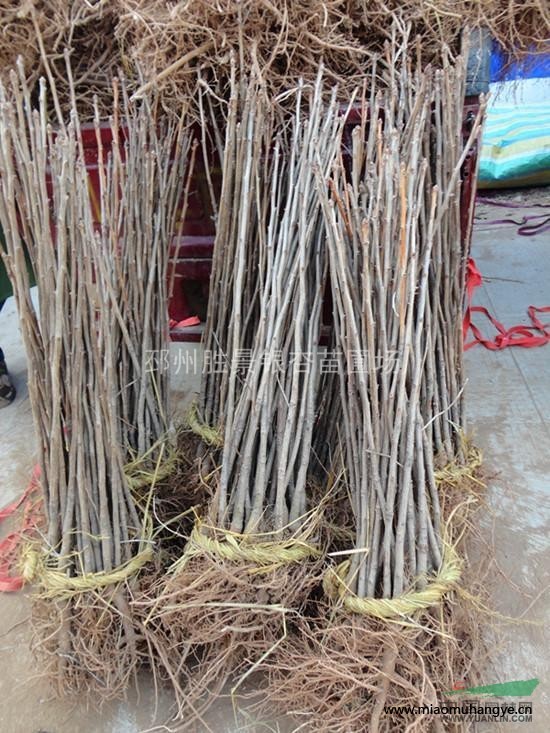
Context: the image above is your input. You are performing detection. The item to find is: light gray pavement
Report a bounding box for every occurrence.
[463,193,550,731]
[0,192,548,732]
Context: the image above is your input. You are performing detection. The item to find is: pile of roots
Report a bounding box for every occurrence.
[0,1,120,117]
[259,602,482,733]
[136,548,324,725]
[115,0,549,108]
[255,467,491,732]
[0,1,548,117]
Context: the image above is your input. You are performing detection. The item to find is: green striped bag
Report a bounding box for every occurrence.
[478,102,550,188]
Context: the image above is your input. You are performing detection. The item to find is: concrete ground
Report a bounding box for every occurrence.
[462,191,550,729]
[0,191,548,732]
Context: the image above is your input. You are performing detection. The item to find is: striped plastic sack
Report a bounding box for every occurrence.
[478,102,550,188]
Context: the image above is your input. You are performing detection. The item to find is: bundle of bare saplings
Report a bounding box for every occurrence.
[1,2,544,729]
[0,64,192,697]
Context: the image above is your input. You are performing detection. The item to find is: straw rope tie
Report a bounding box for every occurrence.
[323,544,462,619]
[125,461,176,490]
[434,445,482,486]
[183,524,321,568]
[10,445,168,596]
[321,444,481,619]
[124,441,179,490]
[21,544,154,599]
[186,403,223,448]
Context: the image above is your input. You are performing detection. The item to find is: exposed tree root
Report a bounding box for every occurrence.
[134,551,325,728]
[252,475,494,733]
[256,588,487,732]
[30,585,143,702]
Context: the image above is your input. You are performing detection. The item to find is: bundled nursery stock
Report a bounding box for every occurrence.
[0,0,545,729]
[0,65,191,694]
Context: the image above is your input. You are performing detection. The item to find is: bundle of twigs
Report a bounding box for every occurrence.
[319,50,484,604]
[195,69,269,434]
[139,72,350,723]
[0,64,191,695]
[214,74,348,537]
[257,42,487,732]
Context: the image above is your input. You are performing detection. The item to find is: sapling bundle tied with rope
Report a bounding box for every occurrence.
[258,42,488,732]
[320,54,485,609]
[138,72,352,723]
[0,64,192,697]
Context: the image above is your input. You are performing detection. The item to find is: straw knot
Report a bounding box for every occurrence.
[434,444,483,487]
[323,544,462,620]
[171,523,321,574]
[21,544,154,599]
[186,403,223,448]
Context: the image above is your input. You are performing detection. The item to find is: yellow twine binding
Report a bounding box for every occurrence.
[171,521,321,575]
[323,543,462,620]
[20,544,154,600]
[124,438,178,490]
[322,443,482,619]
[19,443,170,598]
[434,442,483,487]
[186,403,223,447]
